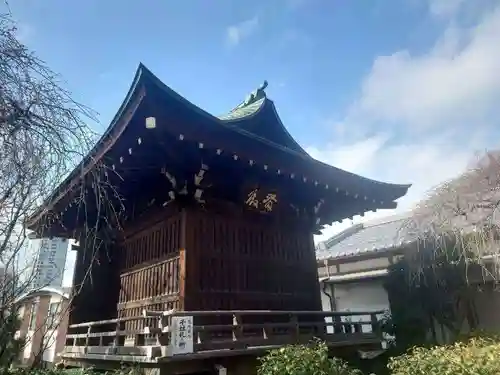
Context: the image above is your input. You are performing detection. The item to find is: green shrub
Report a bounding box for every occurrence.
[388,337,500,375]
[257,340,362,375]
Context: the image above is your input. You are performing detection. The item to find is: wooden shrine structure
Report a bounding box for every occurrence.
[27,64,410,374]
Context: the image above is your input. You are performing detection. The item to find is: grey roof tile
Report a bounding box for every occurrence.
[316,214,417,261]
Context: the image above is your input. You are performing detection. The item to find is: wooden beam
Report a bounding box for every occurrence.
[178,248,186,311]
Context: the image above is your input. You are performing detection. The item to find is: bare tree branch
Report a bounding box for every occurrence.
[402,150,500,273]
[0,12,124,366]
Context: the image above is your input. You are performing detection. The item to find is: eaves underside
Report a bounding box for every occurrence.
[28,64,411,226]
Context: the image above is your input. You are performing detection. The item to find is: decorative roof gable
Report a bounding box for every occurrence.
[218,82,310,155]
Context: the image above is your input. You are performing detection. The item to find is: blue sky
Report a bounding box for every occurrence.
[5,0,438,138]
[4,0,500,247]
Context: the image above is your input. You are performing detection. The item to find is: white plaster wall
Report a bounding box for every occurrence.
[320,283,334,333]
[50,295,63,304]
[333,279,390,333]
[42,329,56,362]
[319,279,390,334]
[338,257,390,273]
[41,294,63,362]
[23,332,33,359]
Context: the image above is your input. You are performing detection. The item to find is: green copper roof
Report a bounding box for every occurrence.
[219,80,268,121]
[216,81,312,155]
[218,97,265,121]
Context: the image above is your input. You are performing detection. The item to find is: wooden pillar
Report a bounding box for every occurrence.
[178,209,187,311]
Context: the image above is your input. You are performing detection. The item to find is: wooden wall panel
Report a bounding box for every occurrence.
[116,210,184,331]
[184,207,321,312]
[121,213,181,271]
[70,201,321,329]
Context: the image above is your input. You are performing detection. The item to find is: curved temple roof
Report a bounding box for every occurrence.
[27,63,411,228]
[218,81,310,155]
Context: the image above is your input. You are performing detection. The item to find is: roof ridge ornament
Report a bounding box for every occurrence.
[233,80,268,111]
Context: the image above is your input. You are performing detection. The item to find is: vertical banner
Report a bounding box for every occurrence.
[170,315,194,355]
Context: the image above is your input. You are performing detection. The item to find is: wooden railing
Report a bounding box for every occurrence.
[119,256,180,305]
[117,256,181,333]
[61,310,383,363]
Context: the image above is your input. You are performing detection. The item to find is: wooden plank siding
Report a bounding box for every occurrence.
[121,213,181,270]
[117,211,183,332]
[184,207,321,314]
[69,202,321,331]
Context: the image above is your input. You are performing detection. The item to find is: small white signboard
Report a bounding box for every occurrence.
[170,316,194,355]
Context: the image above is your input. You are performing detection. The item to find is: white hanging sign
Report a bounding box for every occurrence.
[170,316,194,355]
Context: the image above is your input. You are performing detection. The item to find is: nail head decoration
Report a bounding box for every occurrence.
[145,117,156,129]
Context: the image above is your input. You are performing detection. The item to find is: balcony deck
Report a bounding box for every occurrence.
[61,309,384,369]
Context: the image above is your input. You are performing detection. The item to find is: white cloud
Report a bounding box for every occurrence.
[226,17,259,47]
[312,3,500,243]
[352,7,500,133]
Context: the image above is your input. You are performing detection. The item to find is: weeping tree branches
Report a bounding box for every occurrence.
[403,151,500,266]
[0,12,97,260]
[0,12,124,366]
[384,247,480,351]
[384,151,500,347]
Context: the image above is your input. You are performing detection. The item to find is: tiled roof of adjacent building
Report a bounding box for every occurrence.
[316,213,418,261]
